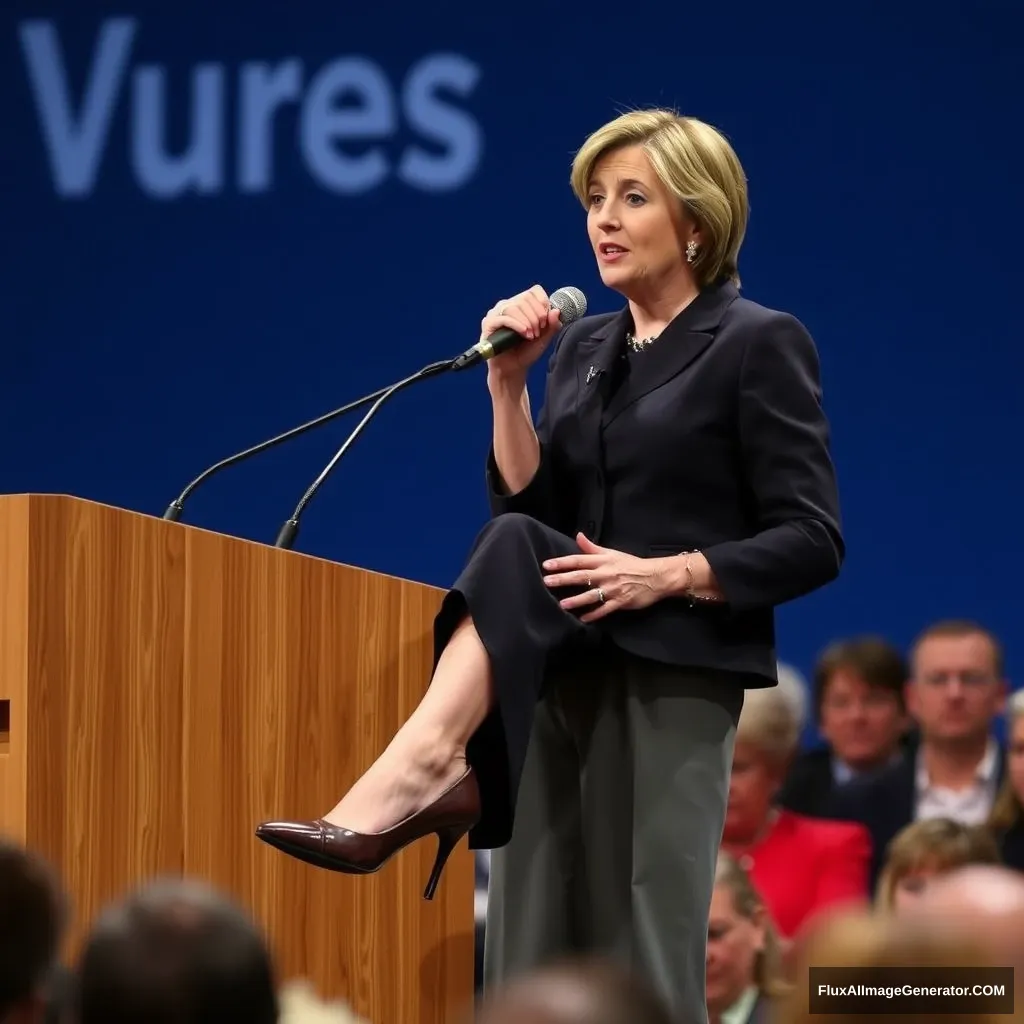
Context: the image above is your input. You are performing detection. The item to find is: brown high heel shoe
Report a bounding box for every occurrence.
[254,766,481,900]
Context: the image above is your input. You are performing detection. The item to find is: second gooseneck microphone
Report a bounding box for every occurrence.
[276,288,589,548]
[160,285,588,549]
[272,285,589,549]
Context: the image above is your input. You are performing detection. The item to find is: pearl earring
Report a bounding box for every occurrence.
[686,240,698,264]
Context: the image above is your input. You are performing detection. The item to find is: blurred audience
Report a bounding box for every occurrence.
[904,864,1024,971]
[779,637,910,818]
[783,905,1008,1024]
[470,958,674,1024]
[719,664,871,938]
[2,623,1020,1024]
[0,837,68,1024]
[986,688,1024,869]
[829,620,1007,886]
[75,877,278,1024]
[873,818,1001,912]
[705,853,789,1024]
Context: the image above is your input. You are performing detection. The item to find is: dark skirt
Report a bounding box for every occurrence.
[433,512,615,850]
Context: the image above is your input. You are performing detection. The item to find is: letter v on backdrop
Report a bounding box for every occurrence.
[17,17,485,200]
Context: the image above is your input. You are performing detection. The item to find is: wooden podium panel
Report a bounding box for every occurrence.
[0,494,474,1023]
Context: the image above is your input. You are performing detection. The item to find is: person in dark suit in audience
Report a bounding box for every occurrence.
[828,620,1007,888]
[779,636,911,819]
[987,689,1024,870]
[256,107,844,1020]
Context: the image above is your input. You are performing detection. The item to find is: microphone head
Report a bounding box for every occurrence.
[550,286,587,325]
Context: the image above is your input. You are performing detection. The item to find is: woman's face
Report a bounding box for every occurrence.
[1008,714,1024,804]
[585,144,697,299]
[724,741,781,843]
[706,884,765,1013]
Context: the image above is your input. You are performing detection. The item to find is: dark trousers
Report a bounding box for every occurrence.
[435,513,743,1018]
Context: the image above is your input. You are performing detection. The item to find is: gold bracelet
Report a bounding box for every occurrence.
[682,550,719,605]
[683,554,696,598]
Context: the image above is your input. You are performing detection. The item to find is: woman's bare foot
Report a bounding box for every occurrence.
[321,737,470,835]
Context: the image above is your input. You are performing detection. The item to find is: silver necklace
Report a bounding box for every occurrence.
[626,331,660,353]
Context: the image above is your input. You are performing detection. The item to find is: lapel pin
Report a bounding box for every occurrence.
[585,365,599,385]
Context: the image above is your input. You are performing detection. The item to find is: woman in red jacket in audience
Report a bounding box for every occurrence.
[720,665,872,939]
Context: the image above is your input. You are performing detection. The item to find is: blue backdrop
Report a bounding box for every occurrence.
[3,2,1021,725]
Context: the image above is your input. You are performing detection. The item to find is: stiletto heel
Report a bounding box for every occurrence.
[255,766,481,893]
[423,824,470,900]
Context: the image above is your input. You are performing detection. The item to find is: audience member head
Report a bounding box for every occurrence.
[706,853,788,1023]
[723,663,806,844]
[875,818,1001,912]
[75,877,277,1024]
[904,864,1024,971]
[471,957,674,1024]
[0,837,67,1024]
[784,906,1005,1024]
[906,620,1006,749]
[813,637,908,772]
[988,689,1024,833]
[277,979,368,1024]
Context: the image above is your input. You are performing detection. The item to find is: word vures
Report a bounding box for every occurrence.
[18,17,484,200]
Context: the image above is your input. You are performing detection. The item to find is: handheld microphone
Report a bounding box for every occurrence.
[451,286,587,371]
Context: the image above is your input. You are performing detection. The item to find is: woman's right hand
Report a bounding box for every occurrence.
[482,285,562,389]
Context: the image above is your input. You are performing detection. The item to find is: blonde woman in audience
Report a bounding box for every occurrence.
[719,664,871,939]
[783,907,1008,1024]
[987,688,1024,870]
[706,853,789,1024]
[874,817,1001,912]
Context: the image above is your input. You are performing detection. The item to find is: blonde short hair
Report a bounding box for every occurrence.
[734,662,808,765]
[569,108,749,288]
[875,818,1002,911]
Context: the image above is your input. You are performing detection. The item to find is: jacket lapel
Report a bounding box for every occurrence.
[572,306,631,452]
[601,280,739,427]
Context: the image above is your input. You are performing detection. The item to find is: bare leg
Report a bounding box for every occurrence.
[321,615,494,833]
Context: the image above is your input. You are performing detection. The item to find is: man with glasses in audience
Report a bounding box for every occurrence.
[829,620,1007,887]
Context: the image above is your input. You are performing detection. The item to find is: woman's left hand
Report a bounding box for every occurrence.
[542,533,676,623]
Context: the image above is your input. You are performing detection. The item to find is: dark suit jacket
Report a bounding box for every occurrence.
[997,818,1024,871]
[826,743,1007,889]
[779,732,919,819]
[778,746,839,818]
[486,279,844,684]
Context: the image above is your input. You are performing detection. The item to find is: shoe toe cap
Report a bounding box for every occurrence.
[255,820,325,842]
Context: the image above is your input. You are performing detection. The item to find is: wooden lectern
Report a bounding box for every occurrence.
[0,494,474,1023]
